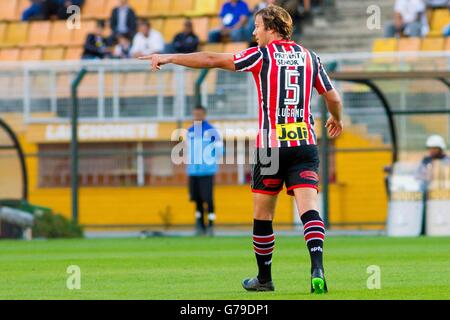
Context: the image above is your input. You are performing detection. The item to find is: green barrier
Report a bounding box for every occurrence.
[0,199,52,216]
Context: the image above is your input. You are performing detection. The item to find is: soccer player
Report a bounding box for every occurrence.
[140,5,343,294]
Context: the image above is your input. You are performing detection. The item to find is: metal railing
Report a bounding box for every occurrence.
[0,51,448,124]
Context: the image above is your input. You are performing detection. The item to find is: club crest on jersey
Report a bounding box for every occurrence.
[273,52,306,67]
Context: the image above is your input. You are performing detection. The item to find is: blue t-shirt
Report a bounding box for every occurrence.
[220,0,251,28]
[186,121,223,177]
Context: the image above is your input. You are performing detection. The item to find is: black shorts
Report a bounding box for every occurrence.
[189,176,214,203]
[251,145,320,196]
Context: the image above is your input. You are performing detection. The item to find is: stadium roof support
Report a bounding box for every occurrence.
[0,118,28,200]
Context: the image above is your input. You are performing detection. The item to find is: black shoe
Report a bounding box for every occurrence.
[310,268,328,294]
[242,277,275,291]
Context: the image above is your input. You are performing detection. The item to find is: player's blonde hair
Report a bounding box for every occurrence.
[255,5,293,40]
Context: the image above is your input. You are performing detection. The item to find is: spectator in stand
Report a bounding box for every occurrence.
[110,0,137,40]
[22,0,84,21]
[208,0,252,43]
[82,20,111,60]
[384,0,429,37]
[113,33,132,59]
[130,19,165,58]
[277,0,311,33]
[41,0,61,19]
[56,0,84,20]
[22,0,45,21]
[166,19,200,54]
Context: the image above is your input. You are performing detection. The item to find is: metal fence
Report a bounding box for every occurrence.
[0,51,449,228]
[0,52,448,125]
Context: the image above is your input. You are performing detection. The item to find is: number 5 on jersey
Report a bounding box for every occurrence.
[284,69,300,106]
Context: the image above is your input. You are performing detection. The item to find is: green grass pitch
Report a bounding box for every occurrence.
[0,236,449,300]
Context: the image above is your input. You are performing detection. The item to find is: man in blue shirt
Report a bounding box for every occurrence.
[208,0,252,43]
[187,106,222,236]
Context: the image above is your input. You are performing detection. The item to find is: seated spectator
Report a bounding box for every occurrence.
[110,0,137,40]
[130,19,165,58]
[41,0,61,19]
[22,0,45,21]
[56,0,84,20]
[384,0,429,37]
[82,20,111,60]
[208,0,252,43]
[166,19,200,54]
[113,33,132,59]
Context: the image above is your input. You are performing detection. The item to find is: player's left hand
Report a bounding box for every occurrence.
[325,116,343,138]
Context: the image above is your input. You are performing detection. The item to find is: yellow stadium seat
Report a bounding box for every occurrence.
[49,21,74,46]
[26,21,51,47]
[20,48,43,61]
[82,0,107,19]
[428,8,450,37]
[72,20,97,45]
[446,37,450,51]
[0,48,20,61]
[163,18,185,42]
[42,48,65,61]
[149,18,164,32]
[3,22,29,47]
[398,37,421,51]
[187,0,218,16]
[171,0,195,16]
[65,46,83,60]
[372,38,397,52]
[202,43,224,53]
[0,23,6,43]
[15,0,30,20]
[209,16,222,30]
[0,0,18,21]
[129,0,150,16]
[421,37,445,51]
[148,0,172,17]
[191,17,209,43]
[224,42,248,54]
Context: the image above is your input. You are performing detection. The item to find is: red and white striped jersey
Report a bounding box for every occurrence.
[233,39,334,148]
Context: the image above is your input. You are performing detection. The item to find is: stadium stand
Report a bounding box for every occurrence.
[0,0,19,21]
[1,0,445,61]
[0,0,448,229]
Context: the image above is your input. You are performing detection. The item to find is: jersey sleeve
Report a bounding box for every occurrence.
[233,47,262,73]
[313,54,334,95]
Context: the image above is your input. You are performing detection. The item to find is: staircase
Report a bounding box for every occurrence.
[298,0,395,53]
